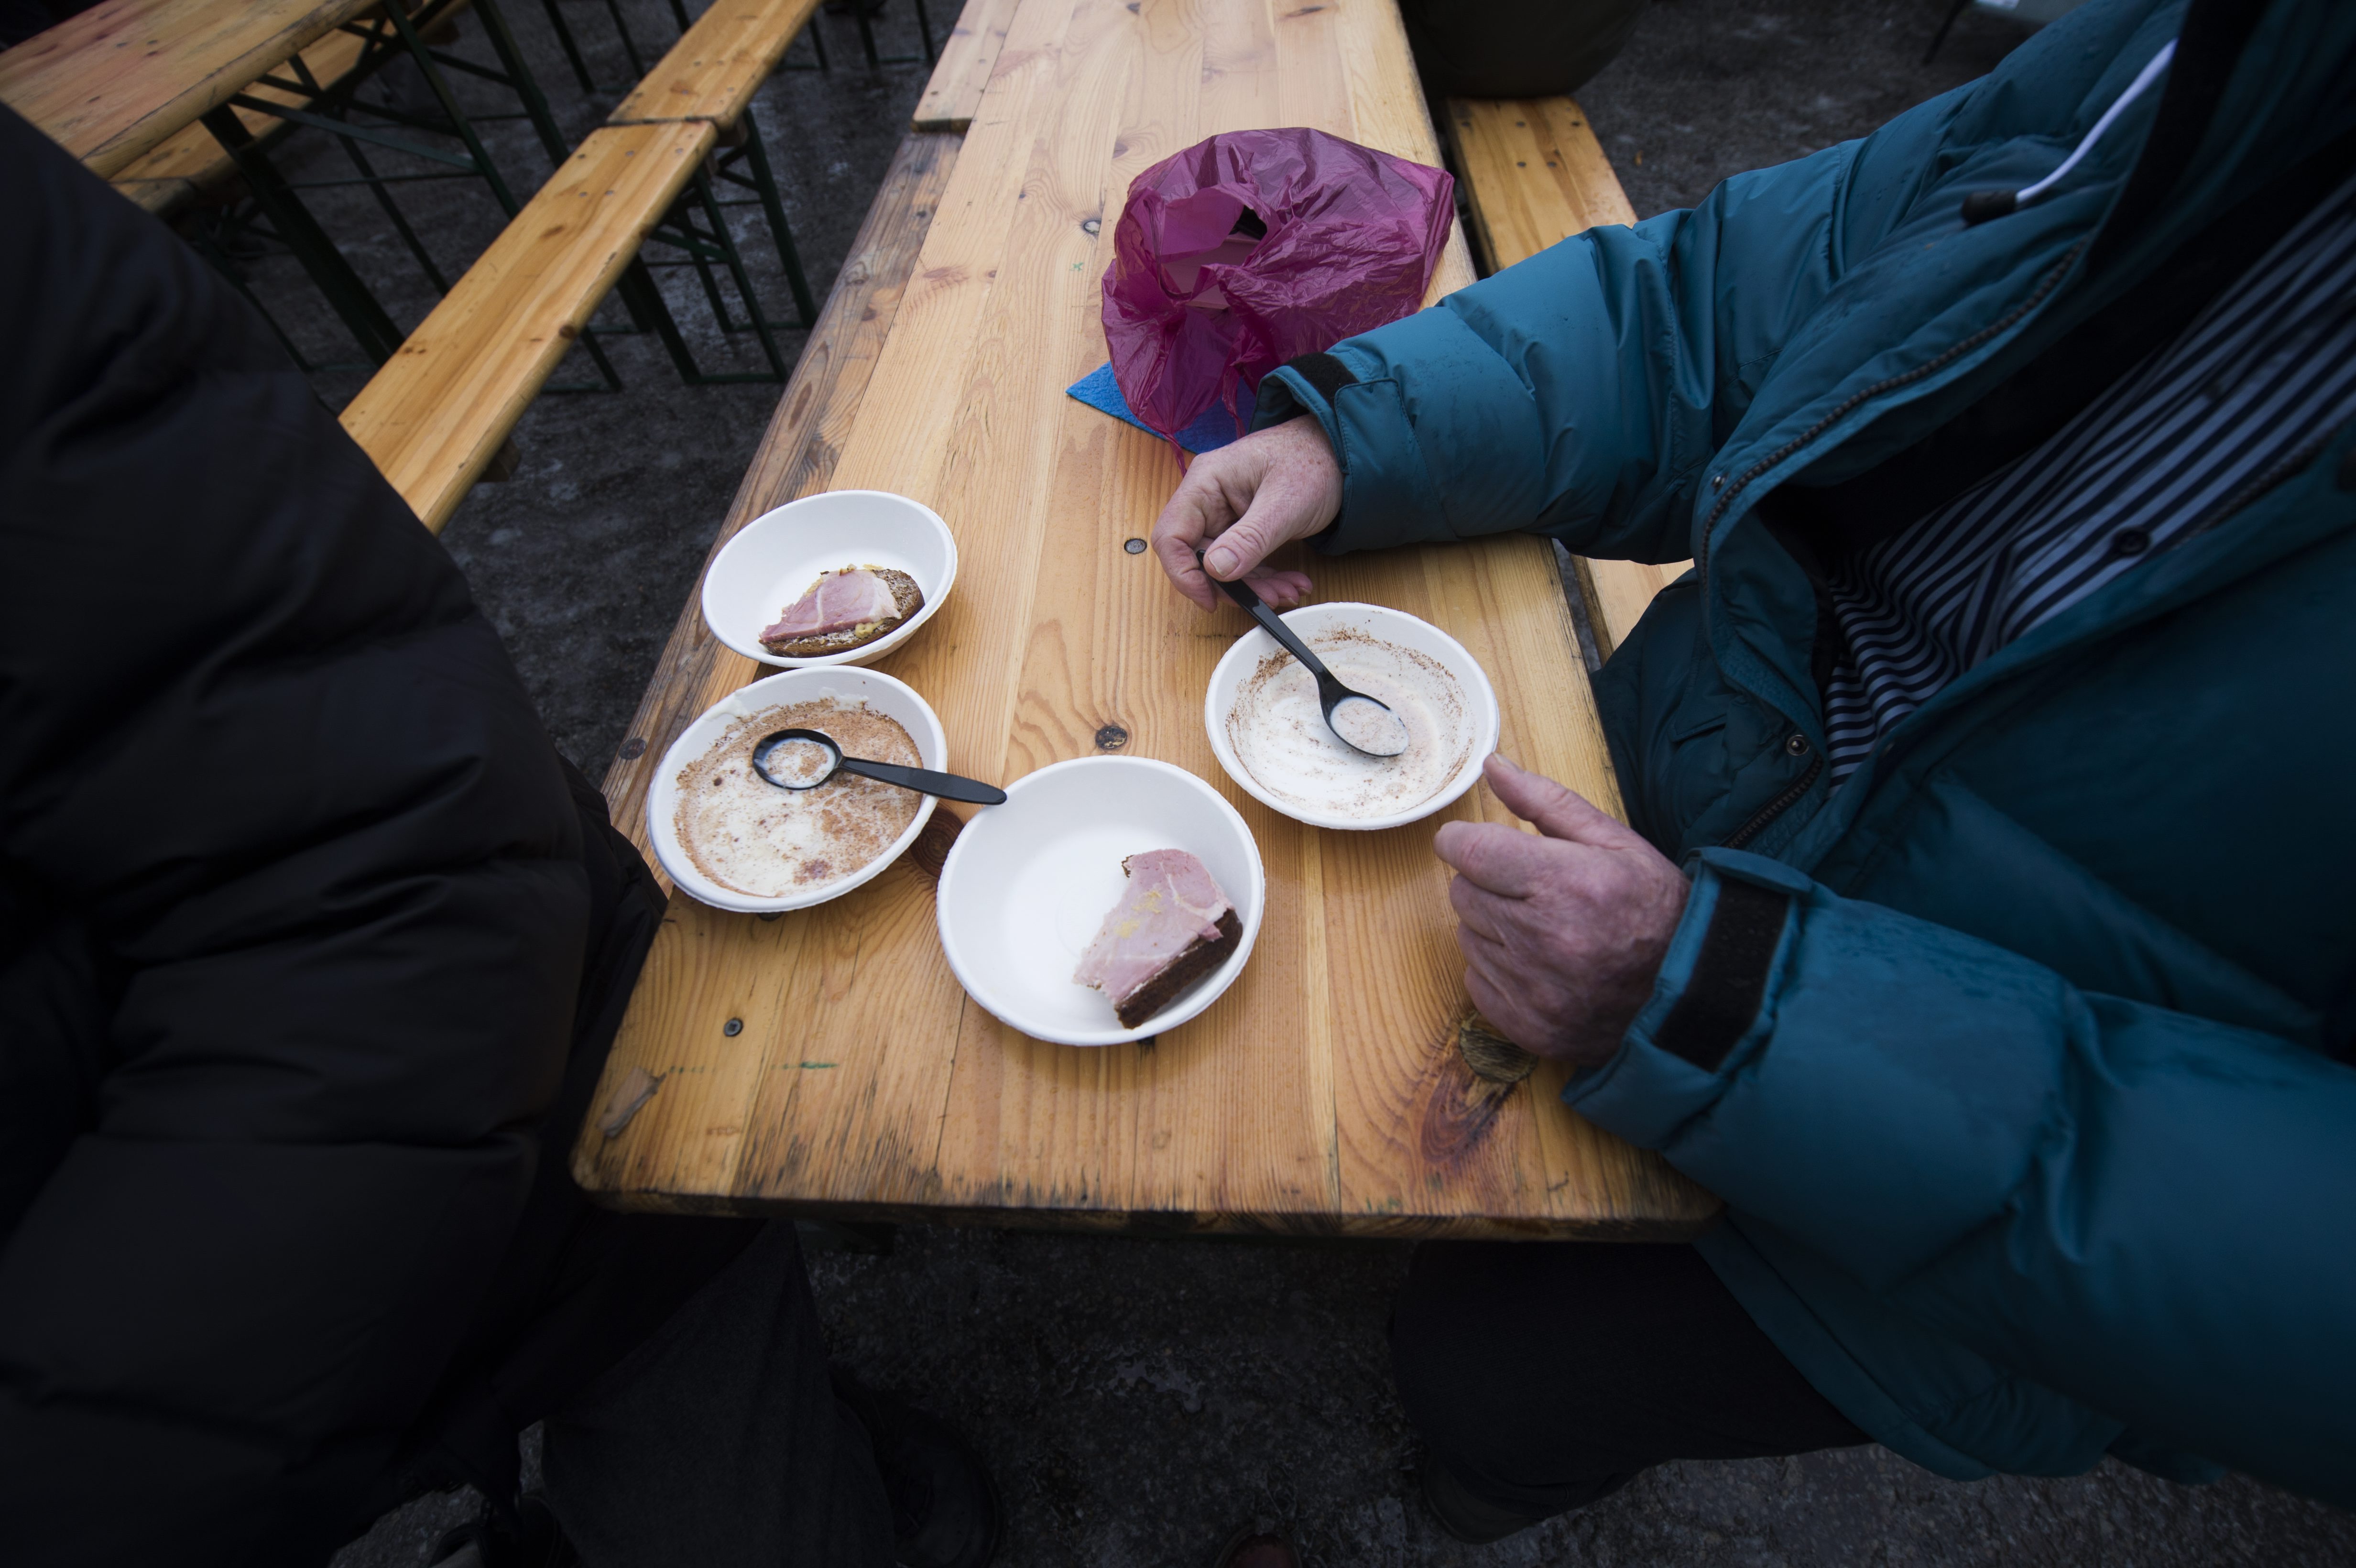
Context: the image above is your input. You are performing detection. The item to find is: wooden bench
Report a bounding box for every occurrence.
[607,0,822,131]
[1444,96,1689,662]
[338,0,840,531]
[339,120,717,531]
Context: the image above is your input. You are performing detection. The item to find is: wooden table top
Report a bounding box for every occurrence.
[0,0,374,178]
[575,0,1717,1239]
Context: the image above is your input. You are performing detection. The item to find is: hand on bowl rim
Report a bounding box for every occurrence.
[1149,414,1341,611]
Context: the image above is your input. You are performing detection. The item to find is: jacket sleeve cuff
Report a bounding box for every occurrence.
[1561,849,1806,1146]
[1255,344,1449,556]
[1254,300,1555,555]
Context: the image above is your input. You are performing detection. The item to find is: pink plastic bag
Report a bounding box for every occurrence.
[1101,128,1455,446]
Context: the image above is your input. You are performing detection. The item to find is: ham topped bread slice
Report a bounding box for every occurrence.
[1073,849,1242,1028]
[759,566,924,657]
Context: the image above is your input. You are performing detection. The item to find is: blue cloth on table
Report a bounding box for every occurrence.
[1065,362,1252,453]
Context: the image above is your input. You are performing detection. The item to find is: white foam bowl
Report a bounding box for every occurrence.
[648,666,947,914]
[702,489,957,668]
[1204,601,1501,832]
[934,756,1265,1047]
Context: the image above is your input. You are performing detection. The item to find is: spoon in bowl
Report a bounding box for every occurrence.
[752,728,1008,804]
[1199,555,1411,758]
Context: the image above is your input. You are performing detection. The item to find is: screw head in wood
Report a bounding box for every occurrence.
[1082,216,1102,235]
[619,736,647,760]
[723,1018,743,1036]
[1123,537,1147,554]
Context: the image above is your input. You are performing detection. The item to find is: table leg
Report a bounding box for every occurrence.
[729,108,818,327]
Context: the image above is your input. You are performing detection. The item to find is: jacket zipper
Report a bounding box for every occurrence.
[1723,746,1823,850]
[1694,238,2094,580]
[1696,238,2093,851]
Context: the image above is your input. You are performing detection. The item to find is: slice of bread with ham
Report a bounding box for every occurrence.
[759,566,925,657]
[1073,849,1241,1028]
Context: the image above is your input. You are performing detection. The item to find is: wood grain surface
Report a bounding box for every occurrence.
[576,0,1715,1238]
[339,121,717,532]
[1444,96,1690,657]
[608,0,820,128]
[0,0,374,177]
[909,0,1017,133]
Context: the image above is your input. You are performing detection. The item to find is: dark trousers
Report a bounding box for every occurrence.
[542,1221,894,1568]
[1392,1241,1867,1524]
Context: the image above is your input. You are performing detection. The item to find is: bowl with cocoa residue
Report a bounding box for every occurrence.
[649,667,952,913]
[1205,602,1498,831]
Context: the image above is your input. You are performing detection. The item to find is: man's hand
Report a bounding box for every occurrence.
[1433,755,1691,1068]
[1150,414,1341,610]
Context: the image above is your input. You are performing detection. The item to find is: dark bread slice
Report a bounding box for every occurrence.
[761,567,925,658]
[1112,907,1243,1029]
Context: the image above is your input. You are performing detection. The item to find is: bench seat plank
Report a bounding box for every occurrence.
[1446,95,1688,660]
[340,120,718,532]
[608,0,821,128]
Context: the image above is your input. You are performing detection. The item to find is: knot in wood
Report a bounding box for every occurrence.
[1095,724,1129,751]
[1457,1012,1537,1085]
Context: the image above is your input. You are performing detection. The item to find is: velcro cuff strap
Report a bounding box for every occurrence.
[1653,878,1791,1071]
[1282,351,1357,405]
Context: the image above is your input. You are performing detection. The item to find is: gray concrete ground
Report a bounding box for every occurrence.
[213,1,2356,1563]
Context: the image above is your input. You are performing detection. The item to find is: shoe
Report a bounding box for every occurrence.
[428,1494,578,1568]
[1417,1456,1544,1546]
[833,1368,1003,1568]
[1209,1526,1300,1568]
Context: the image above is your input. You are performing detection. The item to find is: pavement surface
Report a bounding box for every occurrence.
[213,1,2356,1563]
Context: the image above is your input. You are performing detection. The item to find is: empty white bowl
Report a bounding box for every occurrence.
[648,666,947,913]
[702,489,957,668]
[934,756,1265,1046]
[1204,601,1500,832]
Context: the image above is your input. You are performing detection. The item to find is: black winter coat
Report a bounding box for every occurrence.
[0,106,752,1563]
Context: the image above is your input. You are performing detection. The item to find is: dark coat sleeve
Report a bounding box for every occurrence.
[0,106,590,1563]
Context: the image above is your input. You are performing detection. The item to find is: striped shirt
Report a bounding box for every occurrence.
[1819,171,2356,785]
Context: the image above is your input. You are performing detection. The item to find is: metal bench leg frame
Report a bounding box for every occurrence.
[610,168,794,386]
[853,0,936,68]
[716,109,818,327]
[534,0,659,96]
[193,0,607,386]
[186,216,375,378]
[535,0,598,93]
[199,105,407,364]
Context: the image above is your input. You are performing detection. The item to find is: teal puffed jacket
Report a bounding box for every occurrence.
[1255,0,2356,1505]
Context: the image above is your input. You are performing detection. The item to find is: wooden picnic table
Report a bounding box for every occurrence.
[578,0,1718,1239]
[0,0,376,177]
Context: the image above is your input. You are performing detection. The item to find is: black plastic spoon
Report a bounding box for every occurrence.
[1200,556,1410,758]
[751,728,1007,805]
